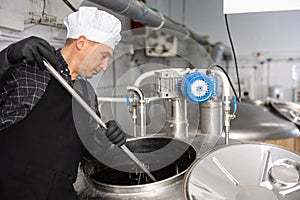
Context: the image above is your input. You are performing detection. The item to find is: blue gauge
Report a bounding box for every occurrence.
[180,72,213,103]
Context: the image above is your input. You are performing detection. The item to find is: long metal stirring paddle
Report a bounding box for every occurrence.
[43,59,157,182]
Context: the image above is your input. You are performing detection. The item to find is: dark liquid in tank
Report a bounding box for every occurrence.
[90,163,188,185]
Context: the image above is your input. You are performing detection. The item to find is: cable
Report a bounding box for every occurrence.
[224,14,241,101]
[208,64,240,102]
[62,0,77,12]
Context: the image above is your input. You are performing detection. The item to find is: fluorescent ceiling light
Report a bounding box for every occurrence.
[224,0,300,14]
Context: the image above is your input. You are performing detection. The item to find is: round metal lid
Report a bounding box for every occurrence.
[184,143,300,200]
[268,98,300,127]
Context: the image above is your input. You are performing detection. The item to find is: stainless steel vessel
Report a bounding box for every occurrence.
[184,143,300,200]
[230,101,300,141]
[268,98,300,127]
[78,136,196,199]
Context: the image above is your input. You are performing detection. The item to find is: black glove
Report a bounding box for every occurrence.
[88,120,126,157]
[104,120,127,147]
[6,36,57,69]
[0,36,57,88]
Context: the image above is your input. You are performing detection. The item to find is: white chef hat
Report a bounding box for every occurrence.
[64,6,122,49]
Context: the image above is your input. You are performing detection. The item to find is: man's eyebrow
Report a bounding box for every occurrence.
[102,51,112,57]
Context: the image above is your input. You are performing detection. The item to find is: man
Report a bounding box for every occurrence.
[0,6,126,200]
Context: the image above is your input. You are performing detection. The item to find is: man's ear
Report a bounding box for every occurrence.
[76,35,88,50]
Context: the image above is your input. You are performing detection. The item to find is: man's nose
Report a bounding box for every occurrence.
[101,60,109,71]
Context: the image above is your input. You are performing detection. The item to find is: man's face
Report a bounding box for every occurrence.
[78,42,113,78]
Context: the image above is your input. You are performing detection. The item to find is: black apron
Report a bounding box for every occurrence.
[0,77,88,200]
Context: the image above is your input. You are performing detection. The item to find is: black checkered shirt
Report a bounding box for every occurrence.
[0,49,74,131]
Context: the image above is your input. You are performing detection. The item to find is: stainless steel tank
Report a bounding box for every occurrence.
[77,136,196,199]
[230,101,300,141]
[268,98,300,127]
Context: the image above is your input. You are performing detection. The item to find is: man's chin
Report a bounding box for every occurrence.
[79,74,93,79]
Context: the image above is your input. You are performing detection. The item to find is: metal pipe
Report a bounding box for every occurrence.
[132,106,137,137]
[127,86,146,137]
[130,93,138,137]
[43,59,157,182]
[223,96,231,145]
[134,70,156,87]
[97,97,128,103]
[87,0,209,46]
[210,70,231,97]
